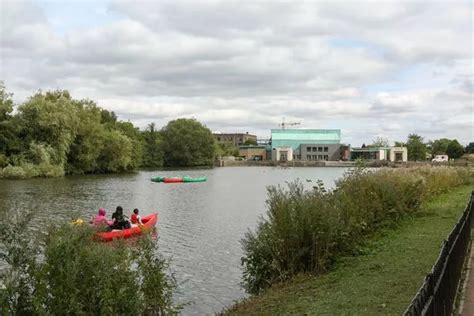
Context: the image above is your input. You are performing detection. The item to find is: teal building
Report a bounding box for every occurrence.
[271,129,341,150]
[270,129,343,161]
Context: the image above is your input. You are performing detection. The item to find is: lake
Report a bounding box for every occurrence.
[0,166,348,315]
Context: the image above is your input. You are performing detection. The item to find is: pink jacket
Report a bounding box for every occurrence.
[91,208,114,226]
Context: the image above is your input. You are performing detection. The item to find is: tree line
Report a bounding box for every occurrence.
[0,83,216,178]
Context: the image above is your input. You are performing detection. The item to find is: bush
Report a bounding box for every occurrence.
[0,215,181,315]
[241,166,474,294]
[0,165,27,179]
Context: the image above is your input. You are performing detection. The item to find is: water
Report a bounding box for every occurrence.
[0,166,348,314]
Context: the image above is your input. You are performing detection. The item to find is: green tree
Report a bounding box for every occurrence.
[430,138,451,155]
[160,118,215,167]
[446,139,464,159]
[370,137,390,147]
[142,123,164,168]
[406,134,427,161]
[465,142,474,153]
[16,90,79,166]
[216,142,239,157]
[66,100,105,174]
[114,121,144,170]
[0,83,20,158]
[98,129,134,172]
[244,139,257,146]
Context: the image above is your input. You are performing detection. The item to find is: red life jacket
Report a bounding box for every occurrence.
[131,213,139,224]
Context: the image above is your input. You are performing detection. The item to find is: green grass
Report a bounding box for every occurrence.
[225,185,473,315]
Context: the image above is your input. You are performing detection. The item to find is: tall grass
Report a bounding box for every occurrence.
[0,213,181,315]
[241,166,474,294]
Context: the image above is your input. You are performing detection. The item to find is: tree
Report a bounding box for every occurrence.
[446,139,464,159]
[244,139,257,146]
[394,141,405,147]
[16,90,79,166]
[142,123,164,168]
[430,138,451,155]
[0,82,19,157]
[465,142,474,154]
[406,134,427,161]
[160,118,215,167]
[370,137,390,147]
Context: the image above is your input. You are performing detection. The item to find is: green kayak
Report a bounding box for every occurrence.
[151,176,207,183]
[182,176,207,183]
[151,176,165,182]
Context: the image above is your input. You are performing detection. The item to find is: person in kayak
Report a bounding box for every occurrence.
[110,206,131,230]
[90,208,113,227]
[130,208,143,225]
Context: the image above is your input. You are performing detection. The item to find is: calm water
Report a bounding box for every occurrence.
[0,166,348,315]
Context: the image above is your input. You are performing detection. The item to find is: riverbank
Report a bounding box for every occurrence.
[224,185,473,315]
[216,159,472,168]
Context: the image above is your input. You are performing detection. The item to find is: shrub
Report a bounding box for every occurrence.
[0,215,181,315]
[241,166,474,294]
[0,165,27,179]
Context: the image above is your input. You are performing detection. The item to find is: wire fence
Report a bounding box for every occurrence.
[404,191,474,316]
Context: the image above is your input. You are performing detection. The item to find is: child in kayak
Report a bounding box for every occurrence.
[110,206,131,230]
[130,208,143,225]
[90,208,113,227]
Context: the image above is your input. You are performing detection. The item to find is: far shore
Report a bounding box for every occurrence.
[216,159,473,168]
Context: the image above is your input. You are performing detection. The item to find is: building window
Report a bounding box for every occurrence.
[318,147,323,152]
[324,147,328,152]
[307,147,311,152]
[318,155,323,160]
[324,155,329,161]
[312,155,317,160]
[306,155,311,160]
[312,147,317,152]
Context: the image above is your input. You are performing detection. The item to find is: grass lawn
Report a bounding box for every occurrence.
[225,185,473,315]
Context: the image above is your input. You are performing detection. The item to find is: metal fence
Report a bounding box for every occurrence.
[404,191,474,316]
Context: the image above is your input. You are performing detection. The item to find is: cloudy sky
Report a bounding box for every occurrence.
[1,0,473,145]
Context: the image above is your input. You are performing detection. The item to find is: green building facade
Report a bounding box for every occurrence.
[270,129,341,150]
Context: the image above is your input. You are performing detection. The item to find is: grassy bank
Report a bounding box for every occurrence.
[225,185,473,315]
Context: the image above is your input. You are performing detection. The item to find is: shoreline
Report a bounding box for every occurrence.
[216,159,472,168]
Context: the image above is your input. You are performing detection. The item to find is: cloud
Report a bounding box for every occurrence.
[0,0,472,145]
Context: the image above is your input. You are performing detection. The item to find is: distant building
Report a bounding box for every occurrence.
[351,146,408,162]
[270,129,343,161]
[239,145,268,161]
[213,132,257,147]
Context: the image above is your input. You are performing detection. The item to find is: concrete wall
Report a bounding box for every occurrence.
[299,144,341,161]
[239,147,267,160]
[389,147,408,162]
[272,147,293,161]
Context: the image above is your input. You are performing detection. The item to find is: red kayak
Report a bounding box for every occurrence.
[95,213,158,242]
[164,177,183,183]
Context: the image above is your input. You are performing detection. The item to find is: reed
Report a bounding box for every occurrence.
[241,166,474,294]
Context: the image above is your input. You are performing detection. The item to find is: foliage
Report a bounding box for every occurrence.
[216,142,239,157]
[446,139,464,159]
[466,142,474,154]
[0,215,181,315]
[406,133,427,161]
[429,138,451,155]
[244,139,257,146]
[371,136,390,147]
[227,185,473,315]
[160,118,216,167]
[240,166,474,294]
[142,123,164,168]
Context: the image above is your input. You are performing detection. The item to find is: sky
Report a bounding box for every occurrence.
[0,0,473,146]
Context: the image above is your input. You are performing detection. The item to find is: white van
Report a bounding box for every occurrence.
[432,155,449,162]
